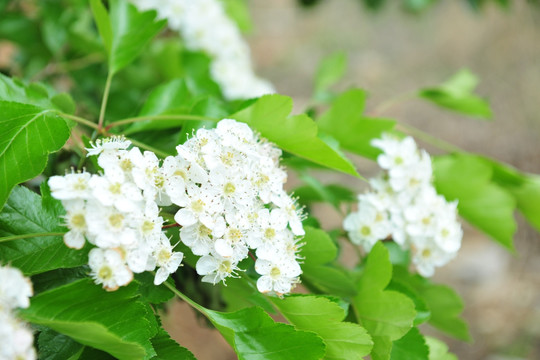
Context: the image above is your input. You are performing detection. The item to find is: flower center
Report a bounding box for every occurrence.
[228,229,242,243]
[142,220,154,234]
[71,213,86,229]
[218,260,232,274]
[120,158,133,172]
[360,226,371,236]
[441,228,450,237]
[98,266,113,281]
[264,228,276,240]
[198,224,212,237]
[73,178,88,191]
[157,249,171,264]
[421,248,431,258]
[108,213,124,229]
[191,199,205,213]
[109,182,122,195]
[224,182,236,195]
[422,217,431,226]
[270,266,281,279]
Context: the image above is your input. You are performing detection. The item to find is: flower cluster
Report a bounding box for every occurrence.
[49,136,184,290]
[131,0,275,100]
[343,134,462,277]
[173,119,304,295]
[0,265,36,360]
[50,120,304,295]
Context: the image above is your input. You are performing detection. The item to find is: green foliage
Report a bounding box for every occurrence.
[0,186,89,275]
[433,153,516,250]
[390,328,429,360]
[317,89,396,160]
[92,0,166,75]
[353,243,416,356]
[294,174,356,210]
[38,329,85,360]
[301,227,357,297]
[21,279,159,360]
[425,336,458,360]
[231,94,359,176]
[313,52,348,102]
[204,306,327,360]
[419,69,492,119]
[0,75,74,208]
[392,266,470,341]
[150,330,196,360]
[272,295,373,359]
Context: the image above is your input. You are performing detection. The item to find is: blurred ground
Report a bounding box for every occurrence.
[163,1,540,359]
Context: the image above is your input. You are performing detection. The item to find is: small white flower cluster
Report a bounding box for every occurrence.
[0,265,36,360]
[130,0,275,100]
[49,136,184,290]
[173,119,304,295]
[343,134,462,277]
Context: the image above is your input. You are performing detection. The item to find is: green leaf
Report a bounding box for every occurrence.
[123,79,198,134]
[301,226,338,266]
[425,336,457,360]
[106,0,166,74]
[300,227,357,297]
[221,0,252,32]
[390,328,429,360]
[510,176,540,232]
[90,0,112,53]
[20,279,158,360]
[419,69,492,119]
[38,328,84,360]
[0,186,89,275]
[0,74,74,208]
[294,175,356,209]
[317,89,396,160]
[150,329,196,360]
[353,243,416,341]
[392,267,470,341]
[205,306,326,360]
[371,336,392,360]
[314,52,348,101]
[134,273,174,305]
[272,295,373,359]
[433,154,516,250]
[421,285,470,341]
[230,94,359,177]
[220,277,276,314]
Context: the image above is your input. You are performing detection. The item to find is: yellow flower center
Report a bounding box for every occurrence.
[71,213,86,229]
[360,226,371,236]
[264,228,276,239]
[108,213,124,229]
[109,182,122,195]
[98,266,113,280]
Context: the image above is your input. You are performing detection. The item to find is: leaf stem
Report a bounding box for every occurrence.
[59,113,101,131]
[125,137,171,158]
[369,91,415,116]
[161,279,207,315]
[98,72,114,131]
[396,123,463,154]
[105,114,219,130]
[0,232,66,243]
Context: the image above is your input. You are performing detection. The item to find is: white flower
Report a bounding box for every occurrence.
[0,312,36,360]
[343,202,392,252]
[89,168,143,213]
[48,171,92,200]
[255,257,301,295]
[153,235,184,285]
[86,136,131,157]
[62,200,88,249]
[129,148,171,205]
[174,184,223,228]
[89,248,133,291]
[86,202,138,249]
[196,252,240,284]
[0,266,33,311]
